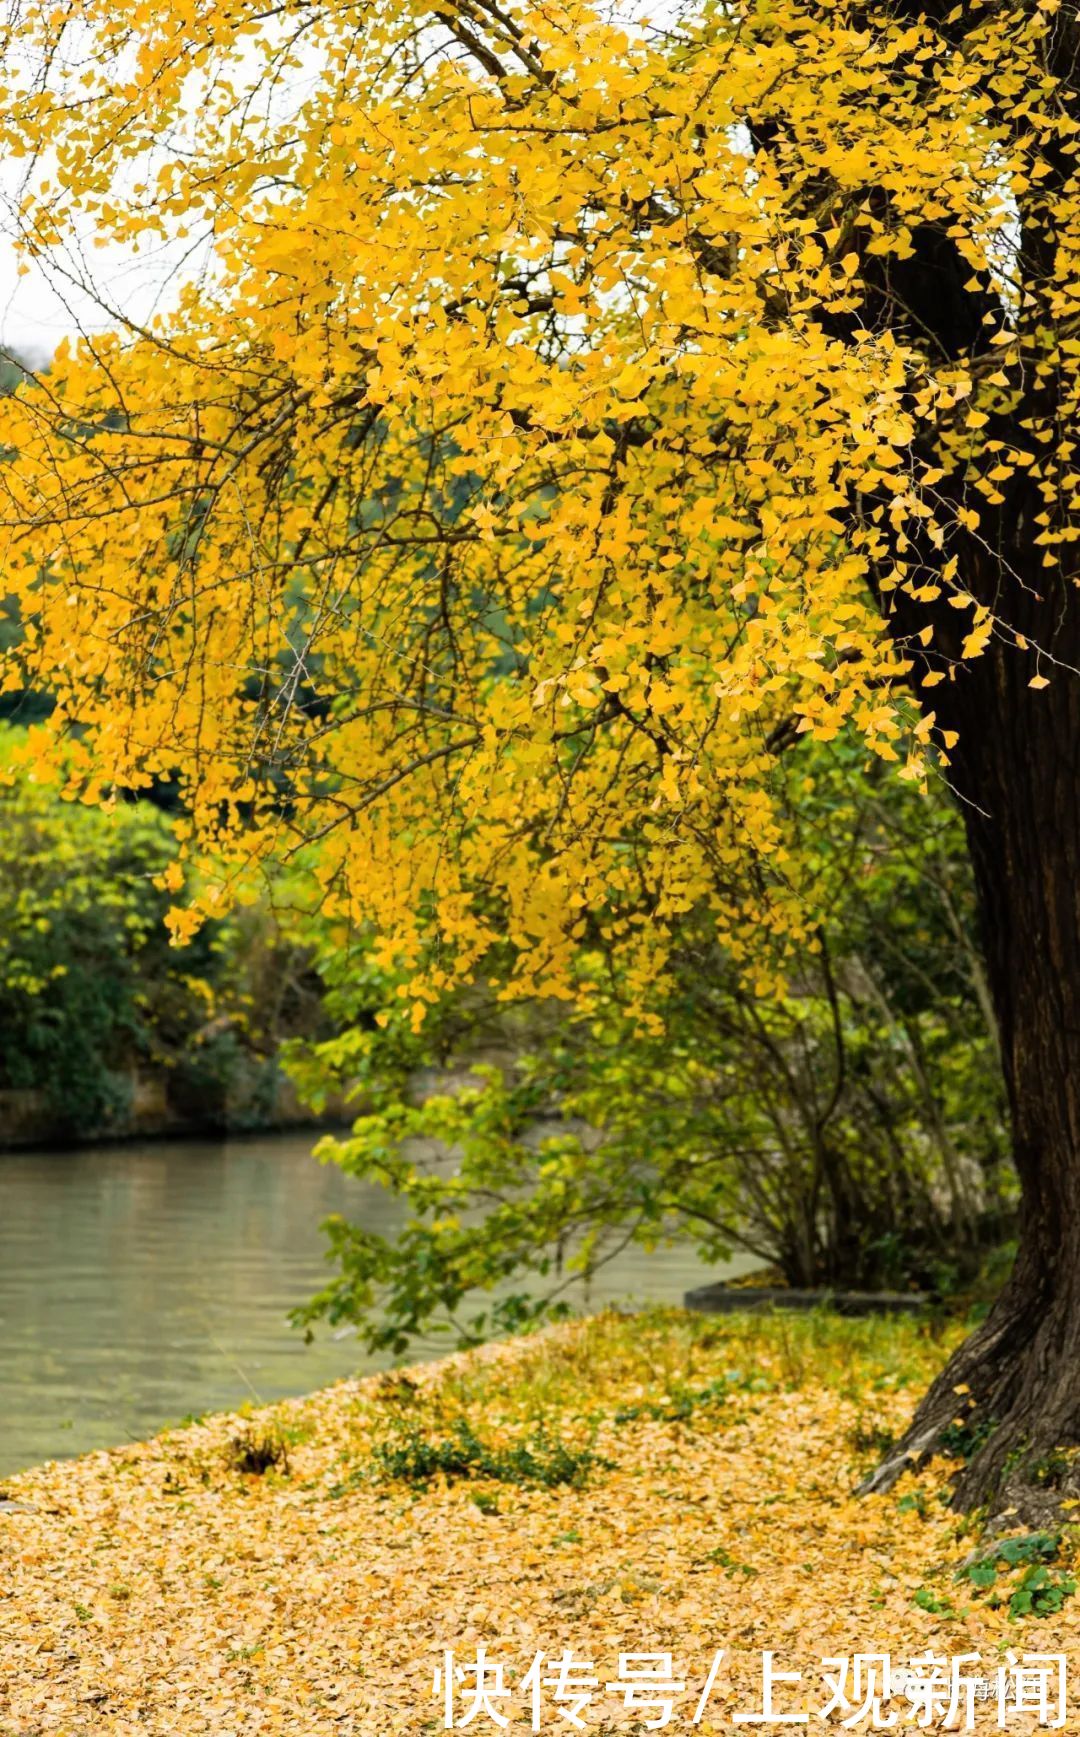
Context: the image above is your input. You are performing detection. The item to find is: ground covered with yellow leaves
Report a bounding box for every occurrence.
[1,1310,1076,1734]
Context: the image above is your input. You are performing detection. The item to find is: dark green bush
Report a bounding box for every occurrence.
[370,1416,608,1489]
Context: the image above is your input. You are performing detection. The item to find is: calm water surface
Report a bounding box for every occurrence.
[0,1131,741,1475]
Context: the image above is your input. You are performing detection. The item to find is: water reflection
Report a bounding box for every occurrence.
[0,1131,744,1475]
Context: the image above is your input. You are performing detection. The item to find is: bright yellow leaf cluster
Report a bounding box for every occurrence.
[0,0,1073,1015]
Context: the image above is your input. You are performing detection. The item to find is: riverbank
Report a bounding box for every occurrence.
[0,1309,1073,1735]
[0,1063,355,1151]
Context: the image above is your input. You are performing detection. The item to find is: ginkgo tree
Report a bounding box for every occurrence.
[0,0,1077,1507]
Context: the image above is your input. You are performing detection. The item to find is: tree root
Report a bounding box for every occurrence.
[859,1268,1080,1518]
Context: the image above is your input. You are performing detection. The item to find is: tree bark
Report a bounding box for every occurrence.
[746,0,1080,1509]
[866,602,1080,1510]
[793,0,1080,1515]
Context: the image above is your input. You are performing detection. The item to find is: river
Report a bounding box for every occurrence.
[0,1130,745,1476]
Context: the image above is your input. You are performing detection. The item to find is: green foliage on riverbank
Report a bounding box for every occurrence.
[0,742,207,1129]
[0,728,326,1136]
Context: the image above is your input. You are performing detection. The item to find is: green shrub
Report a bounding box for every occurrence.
[290,744,1015,1355]
[0,727,332,1135]
[370,1415,609,1489]
[0,743,211,1130]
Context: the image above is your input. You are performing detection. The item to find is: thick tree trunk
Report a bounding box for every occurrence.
[867,620,1080,1511]
[748,0,1080,1512]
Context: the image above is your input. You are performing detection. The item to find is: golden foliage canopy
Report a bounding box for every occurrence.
[0,0,1073,1015]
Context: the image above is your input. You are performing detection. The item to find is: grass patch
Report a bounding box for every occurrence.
[613,1373,769,1425]
[423,1306,957,1430]
[369,1415,608,1489]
